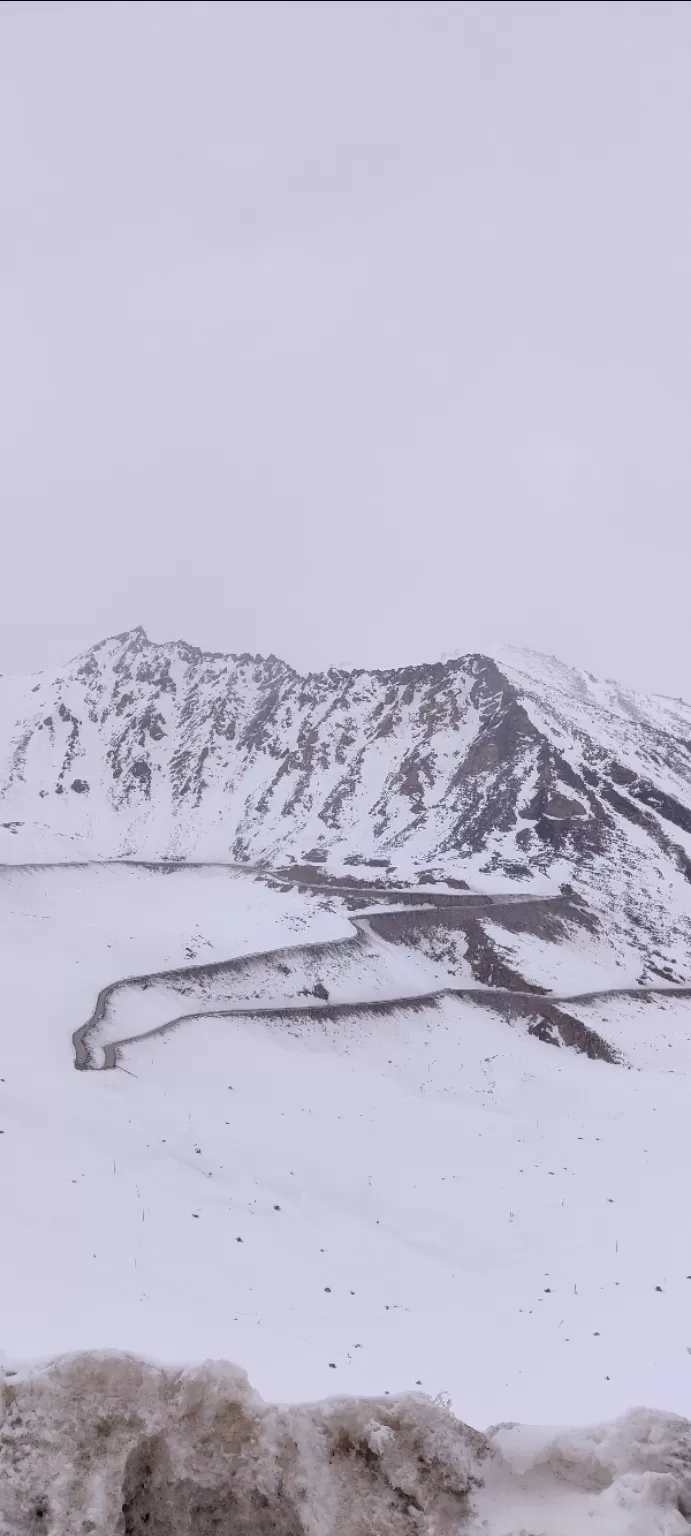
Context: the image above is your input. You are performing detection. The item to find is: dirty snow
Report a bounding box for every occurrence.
[0,1353,689,1535]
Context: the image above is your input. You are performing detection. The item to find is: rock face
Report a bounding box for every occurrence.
[0,629,690,970]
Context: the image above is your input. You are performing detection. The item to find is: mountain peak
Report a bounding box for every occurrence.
[0,632,689,976]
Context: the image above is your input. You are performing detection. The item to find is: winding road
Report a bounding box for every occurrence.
[71,874,691,1072]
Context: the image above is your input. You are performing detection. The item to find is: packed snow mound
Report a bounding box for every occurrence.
[485,1410,691,1534]
[1,1353,689,1536]
[0,1351,484,1535]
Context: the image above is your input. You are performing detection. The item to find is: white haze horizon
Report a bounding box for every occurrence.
[1,1,691,700]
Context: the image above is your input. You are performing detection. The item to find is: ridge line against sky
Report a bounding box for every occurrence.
[2,625,689,712]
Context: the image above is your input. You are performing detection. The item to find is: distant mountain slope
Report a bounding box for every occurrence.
[1,629,690,973]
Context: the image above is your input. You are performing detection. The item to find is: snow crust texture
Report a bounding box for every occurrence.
[1,1352,690,1536]
[0,1353,483,1536]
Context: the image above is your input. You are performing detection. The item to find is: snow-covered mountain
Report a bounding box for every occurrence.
[2,642,691,1525]
[1,628,690,973]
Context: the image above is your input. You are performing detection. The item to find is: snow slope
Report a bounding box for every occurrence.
[1,629,690,974]
[2,864,690,1435]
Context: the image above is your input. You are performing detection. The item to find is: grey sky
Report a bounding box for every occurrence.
[1,0,689,698]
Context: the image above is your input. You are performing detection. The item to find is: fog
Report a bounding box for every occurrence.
[1,1,689,698]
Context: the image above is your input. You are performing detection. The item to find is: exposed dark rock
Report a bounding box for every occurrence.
[0,630,689,973]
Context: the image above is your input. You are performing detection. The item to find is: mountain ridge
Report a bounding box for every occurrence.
[1,627,690,978]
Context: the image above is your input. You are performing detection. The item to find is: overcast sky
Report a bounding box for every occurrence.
[1,0,690,698]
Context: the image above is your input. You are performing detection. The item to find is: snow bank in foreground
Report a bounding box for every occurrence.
[1,1354,689,1535]
[0,1352,482,1535]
